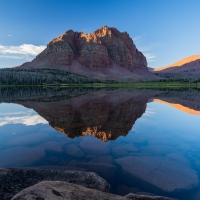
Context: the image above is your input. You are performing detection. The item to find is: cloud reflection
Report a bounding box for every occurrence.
[143,108,155,116]
[0,110,48,126]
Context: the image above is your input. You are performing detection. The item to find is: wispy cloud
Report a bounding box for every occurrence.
[143,108,155,116]
[144,53,157,63]
[0,55,31,59]
[132,35,144,43]
[0,110,48,126]
[0,44,46,60]
[8,35,12,37]
[0,44,46,56]
[0,115,48,126]
[132,35,158,65]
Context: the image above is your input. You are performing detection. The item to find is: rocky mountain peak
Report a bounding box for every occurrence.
[93,26,116,37]
[22,26,151,81]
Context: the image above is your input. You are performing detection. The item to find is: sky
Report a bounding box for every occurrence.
[0,0,200,68]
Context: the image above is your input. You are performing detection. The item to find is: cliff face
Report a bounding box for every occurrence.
[35,26,147,72]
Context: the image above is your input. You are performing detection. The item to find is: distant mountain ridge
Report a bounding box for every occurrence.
[153,55,200,74]
[20,26,155,82]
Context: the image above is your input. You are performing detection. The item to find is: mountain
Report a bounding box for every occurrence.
[153,55,200,74]
[20,26,155,82]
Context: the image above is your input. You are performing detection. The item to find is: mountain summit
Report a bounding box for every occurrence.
[21,26,154,81]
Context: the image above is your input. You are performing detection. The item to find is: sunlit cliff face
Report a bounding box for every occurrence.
[54,126,113,142]
[81,126,112,142]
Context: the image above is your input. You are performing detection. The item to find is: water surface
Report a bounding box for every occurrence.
[0,87,200,200]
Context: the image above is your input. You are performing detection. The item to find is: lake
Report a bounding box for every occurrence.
[0,87,200,200]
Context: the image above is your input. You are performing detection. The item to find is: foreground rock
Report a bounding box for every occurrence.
[11,181,172,200]
[0,168,109,200]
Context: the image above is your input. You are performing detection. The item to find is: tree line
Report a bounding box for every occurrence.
[0,68,117,85]
[0,86,115,102]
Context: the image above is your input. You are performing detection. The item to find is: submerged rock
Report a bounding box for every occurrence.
[0,168,109,200]
[11,181,172,200]
[64,144,85,158]
[125,193,172,200]
[77,162,117,183]
[89,155,114,164]
[111,146,129,158]
[39,141,63,153]
[115,156,199,192]
[79,136,110,155]
[0,147,45,167]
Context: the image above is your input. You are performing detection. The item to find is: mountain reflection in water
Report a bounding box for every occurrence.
[1,87,200,141]
[1,87,200,200]
[20,89,152,141]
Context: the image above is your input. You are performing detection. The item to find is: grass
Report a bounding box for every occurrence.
[105,82,199,89]
[0,81,199,89]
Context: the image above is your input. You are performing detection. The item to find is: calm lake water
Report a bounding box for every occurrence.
[0,87,200,200]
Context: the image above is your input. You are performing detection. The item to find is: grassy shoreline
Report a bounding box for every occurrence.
[0,81,199,89]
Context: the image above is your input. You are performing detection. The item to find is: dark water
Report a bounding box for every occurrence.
[0,87,200,200]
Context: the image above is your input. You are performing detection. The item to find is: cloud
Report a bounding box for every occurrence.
[132,35,144,43]
[0,55,31,59]
[8,35,12,37]
[0,110,48,126]
[0,44,46,56]
[0,115,48,126]
[143,108,155,116]
[144,53,157,62]
[132,35,158,65]
[0,44,46,60]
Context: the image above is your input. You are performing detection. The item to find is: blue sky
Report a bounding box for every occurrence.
[0,0,200,68]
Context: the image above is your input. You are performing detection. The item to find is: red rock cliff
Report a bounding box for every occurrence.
[34,26,147,72]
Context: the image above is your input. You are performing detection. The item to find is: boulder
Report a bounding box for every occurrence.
[64,144,85,158]
[89,155,113,164]
[0,147,45,167]
[0,168,109,200]
[125,193,172,200]
[39,141,63,153]
[115,156,199,192]
[79,137,110,155]
[166,153,191,167]
[6,132,48,146]
[77,162,117,183]
[122,144,138,152]
[139,145,178,156]
[111,146,129,158]
[11,181,172,200]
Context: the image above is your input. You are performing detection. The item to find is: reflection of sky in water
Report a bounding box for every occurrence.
[0,101,200,199]
[0,103,48,126]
